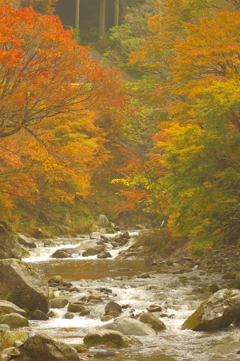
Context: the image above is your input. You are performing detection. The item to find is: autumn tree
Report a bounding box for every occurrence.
[0,0,58,13]
[109,0,240,246]
[0,4,127,216]
[155,10,240,251]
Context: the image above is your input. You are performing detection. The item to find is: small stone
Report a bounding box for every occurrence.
[64,312,74,319]
[147,305,162,312]
[93,351,116,358]
[101,315,114,322]
[137,273,150,279]
[51,275,63,283]
[105,301,122,314]
[79,308,91,316]
[68,302,85,313]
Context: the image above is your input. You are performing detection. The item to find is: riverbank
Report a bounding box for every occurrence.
[116,228,240,282]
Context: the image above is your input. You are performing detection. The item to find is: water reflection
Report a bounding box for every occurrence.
[40,259,156,280]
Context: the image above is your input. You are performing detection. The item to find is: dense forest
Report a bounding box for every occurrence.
[0,0,239,254]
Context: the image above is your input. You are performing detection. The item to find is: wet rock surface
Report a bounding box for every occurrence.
[19,332,80,361]
[182,288,240,331]
[0,259,49,313]
[100,316,157,336]
[83,329,140,347]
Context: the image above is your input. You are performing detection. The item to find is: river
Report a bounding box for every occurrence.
[23,231,240,361]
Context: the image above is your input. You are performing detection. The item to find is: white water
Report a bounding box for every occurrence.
[24,232,137,263]
[23,232,240,361]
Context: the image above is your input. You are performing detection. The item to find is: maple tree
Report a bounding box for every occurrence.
[0,0,57,13]
[0,3,127,215]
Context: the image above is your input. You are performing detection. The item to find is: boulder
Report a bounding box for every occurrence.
[105,301,122,314]
[97,251,112,259]
[0,300,26,316]
[96,215,110,228]
[147,305,162,312]
[0,313,29,328]
[0,259,49,313]
[0,232,22,260]
[90,232,102,240]
[20,332,79,361]
[182,288,240,331]
[28,309,49,321]
[18,234,37,249]
[101,317,156,336]
[67,302,85,312]
[137,273,150,279]
[112,234,129,246]
[83,329,133,347]
[139,312,166,331]
[49,297,68,309]
[51,249,72,258]
[50,275,63,284]
[32,228,44,239]
[122,231,130,239]
[64,312,74,319]
[0,347,20,359]
[82,245,105,257]
[107,310,121,317]
[73,240,98,254]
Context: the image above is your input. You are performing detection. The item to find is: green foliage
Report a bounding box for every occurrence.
[228,277,240,290]
[0,329,27,351]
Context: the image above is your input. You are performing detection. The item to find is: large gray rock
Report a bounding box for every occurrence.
[51,249,72,258]
[182,288,240,331]
[0,347,20,360]
[18,234,37,249]
[0,313,29,328]
[97,251,112,259]
[20,333,79,361]
[0,232,22,259]
[82,245,105,257]
[0,259,49,313]
[96,215,110,228]
[77,240,98,249]
[139,312,166,331]
[84,329,139,347]
[0,300,25,316]
[67,302,85,313]
[105,301,122,314]
[101,317,156,336]
[49,297,68,309]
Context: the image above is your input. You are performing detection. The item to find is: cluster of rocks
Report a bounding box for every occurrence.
[51,231,131,260]
[2,219,240,359]
[0,213,135,265]
[1,256,240,360]
[120,243,240,283]
[0,258,167,360]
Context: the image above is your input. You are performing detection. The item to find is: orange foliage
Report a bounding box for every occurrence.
[0,4,127,210]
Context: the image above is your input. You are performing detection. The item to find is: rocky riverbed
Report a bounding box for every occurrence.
[1,227,240,361]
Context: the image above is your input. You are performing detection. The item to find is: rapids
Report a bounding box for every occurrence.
[23,232,240,361]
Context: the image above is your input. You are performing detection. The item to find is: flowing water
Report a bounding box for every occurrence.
[23,232,240,361]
